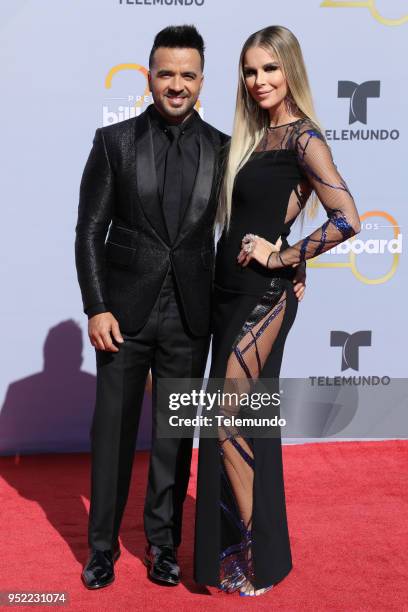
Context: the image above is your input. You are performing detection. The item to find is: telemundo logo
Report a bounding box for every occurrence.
[326,80,400,142]
[330,330,371,372]
[338,80,379,125]
[309,330,391,386]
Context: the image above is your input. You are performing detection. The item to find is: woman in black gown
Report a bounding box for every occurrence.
[194,26,361,596]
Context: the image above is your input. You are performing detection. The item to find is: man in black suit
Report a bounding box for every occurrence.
[75,25,228,589]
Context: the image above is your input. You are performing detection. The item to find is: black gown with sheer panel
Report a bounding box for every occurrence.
[194,118,360,591]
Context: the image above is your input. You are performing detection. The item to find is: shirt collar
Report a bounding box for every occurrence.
[147,103,200,136]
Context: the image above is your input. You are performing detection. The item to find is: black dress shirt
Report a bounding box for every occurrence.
[147,104,201,236]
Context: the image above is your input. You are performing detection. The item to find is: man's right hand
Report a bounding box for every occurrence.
[88,312,124,352]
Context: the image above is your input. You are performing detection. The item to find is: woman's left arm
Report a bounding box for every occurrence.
[238,126,361,269]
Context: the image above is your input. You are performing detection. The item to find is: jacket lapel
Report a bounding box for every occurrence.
[135,111,170,245]
[173,124,216,248]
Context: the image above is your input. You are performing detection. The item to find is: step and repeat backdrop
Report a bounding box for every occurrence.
[1,0,406,454]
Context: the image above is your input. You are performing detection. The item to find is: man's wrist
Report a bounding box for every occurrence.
[85,303,108,319]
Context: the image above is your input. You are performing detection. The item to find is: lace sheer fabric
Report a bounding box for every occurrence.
[215,118,360,593]
[218,281,288,592]
[255,118,361,266]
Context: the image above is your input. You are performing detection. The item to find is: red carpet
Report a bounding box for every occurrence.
[0,441,407,611]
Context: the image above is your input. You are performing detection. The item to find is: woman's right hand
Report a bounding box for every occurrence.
[237,234,282,268]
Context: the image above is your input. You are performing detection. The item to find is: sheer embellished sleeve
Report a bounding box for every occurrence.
[269,122,361,269]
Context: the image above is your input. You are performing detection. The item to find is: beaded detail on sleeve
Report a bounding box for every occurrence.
[255,118,361,266]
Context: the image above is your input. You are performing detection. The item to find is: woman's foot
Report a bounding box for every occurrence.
[239,579,273,596]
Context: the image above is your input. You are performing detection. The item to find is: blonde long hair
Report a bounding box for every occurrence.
[217,25,321,232]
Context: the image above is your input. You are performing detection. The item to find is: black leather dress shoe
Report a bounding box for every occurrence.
[143,544,180,586]
[81,542,121,590]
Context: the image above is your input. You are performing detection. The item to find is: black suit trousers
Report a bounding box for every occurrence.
[88,268,210,551]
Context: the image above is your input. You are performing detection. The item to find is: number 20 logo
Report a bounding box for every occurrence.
[320,1,408,26]
[307,211,401,285]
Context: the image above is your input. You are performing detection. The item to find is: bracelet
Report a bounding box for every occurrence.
[278,252,286,267]
[266,251,286,269]
[266,251,275,269]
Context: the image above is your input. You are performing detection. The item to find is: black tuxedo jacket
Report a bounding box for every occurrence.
[75,109,228,336]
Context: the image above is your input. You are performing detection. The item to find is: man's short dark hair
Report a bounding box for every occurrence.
[149,25,205,70]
